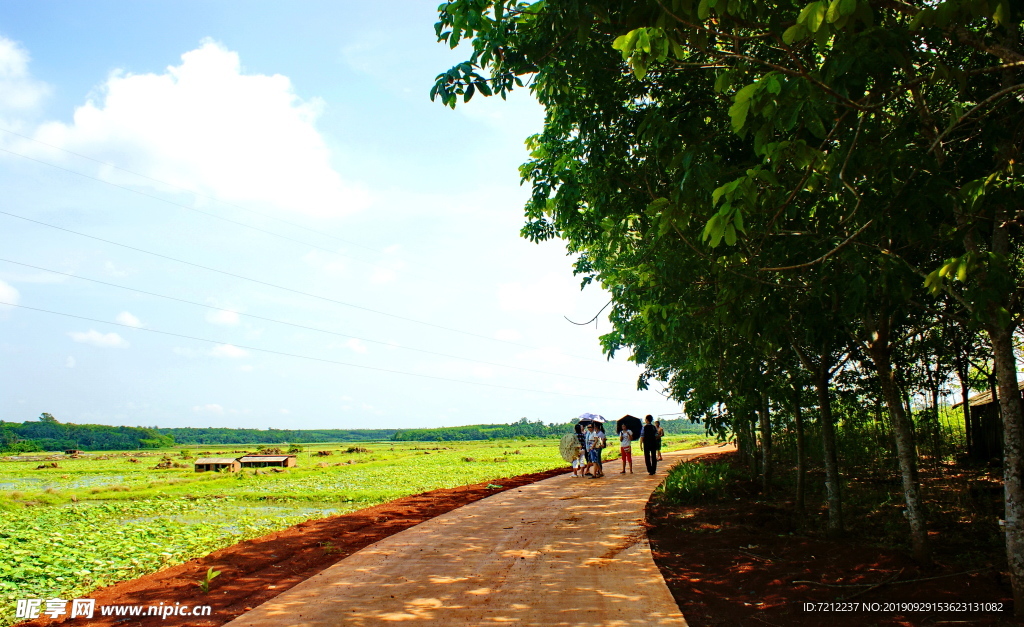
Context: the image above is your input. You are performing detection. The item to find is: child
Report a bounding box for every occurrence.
[591,423,606,478]
[619,425,633,473]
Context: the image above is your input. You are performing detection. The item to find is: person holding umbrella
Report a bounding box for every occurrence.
[576,413,606,478]
[589,422,606,477]
[616,415,642,474]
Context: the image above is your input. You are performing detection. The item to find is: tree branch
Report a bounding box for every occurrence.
[758,220,873,272]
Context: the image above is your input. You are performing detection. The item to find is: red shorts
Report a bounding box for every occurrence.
[620,447,632,463]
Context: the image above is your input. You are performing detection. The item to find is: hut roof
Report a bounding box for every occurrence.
[194,458,239,465]
[238,455,291,462]
[955,381,1024,408]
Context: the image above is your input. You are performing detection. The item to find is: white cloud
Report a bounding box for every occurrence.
[68,329,130,348]
[206,309,240,325]
[239,364,254,372]
[173,346,200,357]
[345,338,368,354]
[65,356,76,368]
[115,311,143,327]
[210,344,247,358]
[498,273,578,314]
[0,37,50,115]
[24,40,368,217]
[0,279,20,309]
[280,408,290,414]
[192,403,224,414]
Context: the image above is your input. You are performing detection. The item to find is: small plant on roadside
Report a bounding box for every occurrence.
[658,462,736,505]
[197,567,221,593]
[320,541,342,555]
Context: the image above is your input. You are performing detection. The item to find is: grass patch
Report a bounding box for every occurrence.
[657,461,737,505]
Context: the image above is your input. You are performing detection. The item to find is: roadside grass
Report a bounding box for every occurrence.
[656,460,738,505]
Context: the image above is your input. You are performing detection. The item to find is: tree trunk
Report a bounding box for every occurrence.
[794,384,806,511]
[957,363,973,457]
[866,319,931,563]
[814,367,843,533]
[759,390,773,493]
[991,328,1024,616]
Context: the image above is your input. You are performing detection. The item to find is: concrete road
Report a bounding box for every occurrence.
[227,444,733,627]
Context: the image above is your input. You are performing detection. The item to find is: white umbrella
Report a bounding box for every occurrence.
[559,433,582,463]
[577,412,605,423]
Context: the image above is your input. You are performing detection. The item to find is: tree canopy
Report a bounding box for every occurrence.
[433,0,1022,609]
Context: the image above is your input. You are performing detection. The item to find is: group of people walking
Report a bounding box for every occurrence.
[571,415,664,478]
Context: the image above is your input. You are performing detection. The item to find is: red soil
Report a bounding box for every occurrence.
[647,453,1016,626]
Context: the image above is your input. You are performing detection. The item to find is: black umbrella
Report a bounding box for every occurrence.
[617,414,643,440]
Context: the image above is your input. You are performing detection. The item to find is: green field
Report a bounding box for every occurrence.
[0,435,708,626]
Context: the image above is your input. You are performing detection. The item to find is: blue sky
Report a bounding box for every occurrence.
[0,2,685,430]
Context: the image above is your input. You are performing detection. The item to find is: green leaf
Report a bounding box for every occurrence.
[734,83,758,103]
[782,24,807,44]
[839,0,857,16]
[632,59,648,80]
[702,214,721,241]
[712,184,728,206]
[714,72,733,93]
[806,1,826,31]
[827,0,843,22]
[993,0,1009,25]
[733,209,745,234]
[729,99,750,132]
[698,0,711,19]
[638,28,651,53]
[724,224,737,246]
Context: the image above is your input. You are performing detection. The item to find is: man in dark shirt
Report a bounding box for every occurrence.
[640,414,659,475]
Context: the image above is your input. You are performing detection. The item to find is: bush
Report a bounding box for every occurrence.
[657,462,736,505]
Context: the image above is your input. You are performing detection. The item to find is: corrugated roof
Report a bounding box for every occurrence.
[955,380,1024,408]
[239,455,291,462]
[194,458,239,464]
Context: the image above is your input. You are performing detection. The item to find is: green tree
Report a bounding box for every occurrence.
[433,0,1022,606]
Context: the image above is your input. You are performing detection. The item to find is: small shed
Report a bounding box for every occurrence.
[64,449,82,455]
[194,457,241,472]
[957,381,1024,462]
[238,454,297,468]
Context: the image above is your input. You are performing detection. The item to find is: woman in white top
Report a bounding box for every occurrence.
[618,426,634,474]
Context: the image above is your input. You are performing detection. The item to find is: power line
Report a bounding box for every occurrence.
[0,300,641,402]
[0,208,606,362]
[0,144,424,281]
[0,257,624,384]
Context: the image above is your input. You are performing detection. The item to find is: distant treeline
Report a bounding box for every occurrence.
[159,427,399,445]
[391,417,706,442]
[1,415,706,452]
[1,414,173,452]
